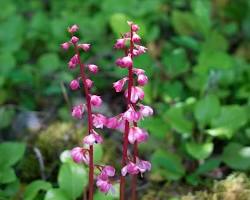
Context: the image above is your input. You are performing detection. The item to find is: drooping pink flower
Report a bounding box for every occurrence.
[137,159,151,173]
[114,38,126,49]
[115,118,126,132]
[139,104,153,118]
[96,165,115,193]
[96,179,113,193]
[122,106,140,122]
[88,64,99,74]
[83,130,103,145]
[90,95,102,107]
[102,165,116,177]
[71,147,89,165]
[132,33,141,43]
[68,54,79,69]
[125,86,144,103]
[121,162,139,176]
[71,36,79,44]
[92,114,107,129]
[70,79,80,90]
[68,24,79,33]
[85,78,93,88]
[127,21,140,32]
[128,127,148,144]
[116,55,133,68]
[78,43,91,52]
[133,68,145,75]
[113,77,128,92]
[61,42,70,50]
[137,74,148,86]
[72,104,84,119]
[105,117,118,129]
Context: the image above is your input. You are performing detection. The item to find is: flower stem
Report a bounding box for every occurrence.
[73,43,94,200]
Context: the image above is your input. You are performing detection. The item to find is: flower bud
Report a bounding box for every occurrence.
[68,24,79,33]
[88,64,99,73]
[70,79,80,90]
[71,36,79,44]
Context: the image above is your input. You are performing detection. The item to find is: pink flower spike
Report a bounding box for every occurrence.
[128,127,148,144]
[70,79,80,90]
[114,38,126,49]
[61,42,70,50]
[132,33,141,43]
[139,104,153,118]
[121,162,139,176]
[78,43,91,52]
[71,36,79,44]
[88,64,99,74]
[92,114,107,129]
[116,55,133,68]
[68,24,79,33]
[85,78,93,88]
[113,77,128,92]
[137,74,148,86]
[72,104,84,119]
[90,95,102,107]
[122,106,140,122]
[71,147,84,163]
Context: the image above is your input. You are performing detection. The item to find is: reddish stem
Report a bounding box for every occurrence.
[73,42,94,200]
[120,25,134,200]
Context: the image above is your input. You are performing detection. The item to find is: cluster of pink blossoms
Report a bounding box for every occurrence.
[61,21,153,197]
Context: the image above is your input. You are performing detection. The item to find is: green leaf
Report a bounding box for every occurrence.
[0,53,16,76]
[163,48,190,77]
[222,142,250,170]
[211,105,247,131]
[139,117,170,139]
[152,150,185,180]
[185,142,214,160]
[93,144,103,163]
[196,158,221,175]
[24,180,52,200]
[44,189,69,200]
[194,95,220,125]
[0,168,16,184]
[109,13,129,37]
[206,127,233,139]
[165,106,193,136]
[0,142,26,168]
[58,162,87,200]
[0,107,15,129]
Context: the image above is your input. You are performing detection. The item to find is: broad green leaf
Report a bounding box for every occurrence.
[185,142,213,160]
[58,162,87,200]
[139,117,170,139]
[163,48,190,77]
[211,105,247,131]
[0,142,26,168]
[196,158,221,175]
[93,144,103,163]
[206,127,233,139]
[1,180,20,198]
[0,168,16,184]
[165,106,193,136]
[152,150,185,180]
[24,180,52,200]
[194,95,220,125]
[44,189,69,200]
[109,13,129,37]
[222,142,250,170]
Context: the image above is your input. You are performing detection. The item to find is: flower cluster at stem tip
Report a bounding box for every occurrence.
[61,21,153,194]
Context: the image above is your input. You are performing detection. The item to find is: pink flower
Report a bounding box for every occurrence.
[115,119,126,132]
[83,130,103,145]
[96,179,113,193]
[68,24,79,33]
[71,147,89,165]
[68,54,79,69]
[122,106,140,122]
[131,24,139,32]
[88,64,99,73]
[116,55,133,68]
[137,74,148,86]
[105,117,118,129]
[139,104,153,118]
[86,78,93,88]
[113,77,128,92]
[121,162,139,176]
[132,33,141,43]
[133,45,147,56]
[90,95,102,107]
[61,42,70,50]
[114,38,126,49]
[96,165,115,193]
[92,114,107,129]
[137,159,151,173]
[128,127,148,144]
[70,79,80,90]
[78,43,91,51]
[71,36,79,44]
[102,165,115,177]
[125,86,144,103]
[133,68,145,75]
[72,104,84,119]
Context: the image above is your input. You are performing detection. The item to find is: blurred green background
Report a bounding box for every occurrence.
[0,0,250,199]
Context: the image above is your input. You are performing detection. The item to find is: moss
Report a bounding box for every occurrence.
[181,173,250,200]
